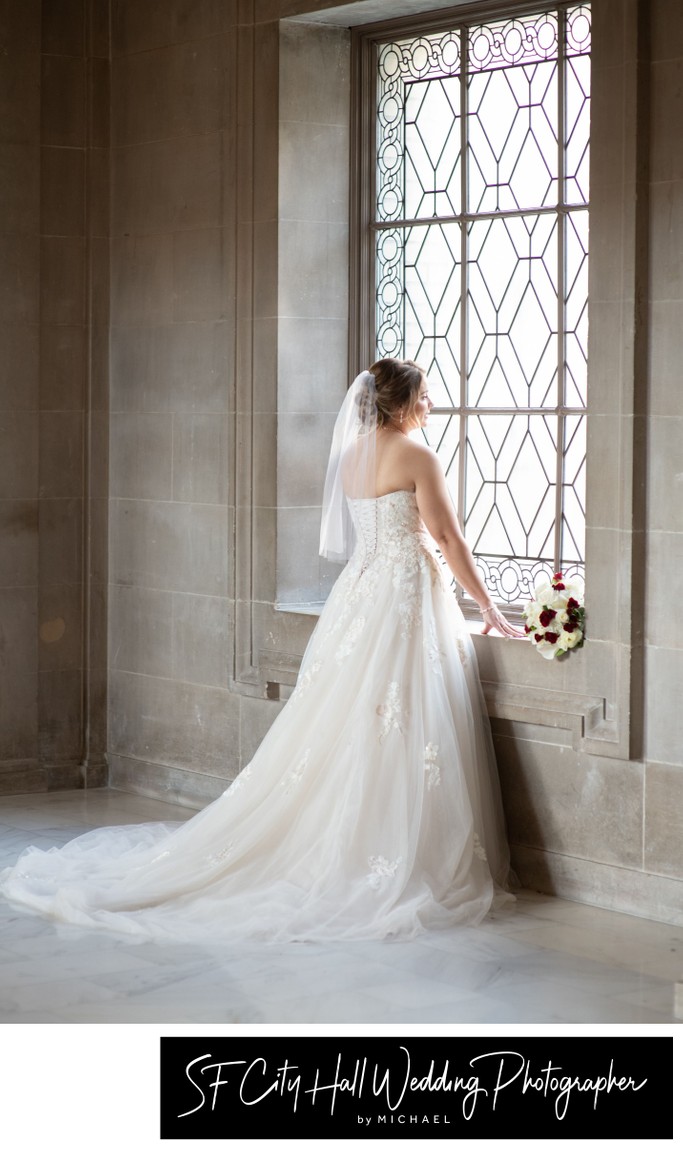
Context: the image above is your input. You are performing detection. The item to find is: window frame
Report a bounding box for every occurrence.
[351,0,591,621]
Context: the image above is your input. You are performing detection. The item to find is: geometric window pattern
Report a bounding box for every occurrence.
[374,4,590,609]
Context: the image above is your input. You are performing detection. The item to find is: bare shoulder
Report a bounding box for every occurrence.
[411,439,451,504]
[390,436,444,483]
[408,437,443,476]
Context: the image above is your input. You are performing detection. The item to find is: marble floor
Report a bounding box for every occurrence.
[0,787,681,1026]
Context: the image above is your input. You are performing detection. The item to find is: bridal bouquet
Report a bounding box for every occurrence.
[522,572,585,660]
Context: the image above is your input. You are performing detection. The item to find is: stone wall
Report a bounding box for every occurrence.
[642,0,683,888]
[0,0,108,795]
[106,0,282,803]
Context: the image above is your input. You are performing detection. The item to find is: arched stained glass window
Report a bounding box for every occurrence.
[363,3,591,613]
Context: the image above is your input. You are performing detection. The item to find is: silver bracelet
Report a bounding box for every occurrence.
[480,605,496,616]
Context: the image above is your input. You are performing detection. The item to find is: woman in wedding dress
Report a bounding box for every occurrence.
[1,359,519,943]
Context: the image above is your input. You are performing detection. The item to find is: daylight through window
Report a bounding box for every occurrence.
[371,3,591,611]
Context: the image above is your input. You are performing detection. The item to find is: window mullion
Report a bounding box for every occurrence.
[458,25,469,609]
[554,6,567,572]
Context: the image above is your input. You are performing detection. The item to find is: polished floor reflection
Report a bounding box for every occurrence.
[0,789,680,1024]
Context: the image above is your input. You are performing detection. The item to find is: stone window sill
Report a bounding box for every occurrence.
[276,601,507,638]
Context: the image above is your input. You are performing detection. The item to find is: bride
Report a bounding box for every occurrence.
[1,358,520,943]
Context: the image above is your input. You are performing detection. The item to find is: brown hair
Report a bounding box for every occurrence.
[367,357,426,428]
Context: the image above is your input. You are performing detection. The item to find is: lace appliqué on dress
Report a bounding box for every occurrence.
[424,742,441,790]
[377,681,404,742]
[398,599,420,638]
[291,661,321,701]
[425,549,443,588]
[353,562,382,602]
[335,616,366,662]
[473,833,487,861]
[208,842,235,865]
[427,619,444,675]
[455,631,469,666]
[366,854,403,890]
[223,764,253,797]
[281,749,311,794]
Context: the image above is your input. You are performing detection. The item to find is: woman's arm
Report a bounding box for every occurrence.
[412,444,523,638]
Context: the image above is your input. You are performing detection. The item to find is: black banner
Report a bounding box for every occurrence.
[160,1036,672,1140]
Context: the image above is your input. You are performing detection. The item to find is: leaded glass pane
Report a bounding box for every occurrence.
[376,228,403,357]
[405,78,461,218]
[465,413,557,556]
[467,214,558,408]
[467,12,560,72]
[566,4,591,55]
[405,223,461,375]
[565,210,589,407]
[565,53,590,203]
[561,413,586,562]
[468,60,558,213]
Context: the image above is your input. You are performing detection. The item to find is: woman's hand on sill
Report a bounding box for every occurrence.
[479,603,527,640]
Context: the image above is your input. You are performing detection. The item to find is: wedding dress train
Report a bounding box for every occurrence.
[0,491,512,942]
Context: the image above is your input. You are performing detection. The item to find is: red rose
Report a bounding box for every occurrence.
[567,597,579,610]
[553,571,564,580]
[534,633,543,643]
[539,608,556,627]
[563,622,577,633]
[544,631,559,643]
[524,624,531,633]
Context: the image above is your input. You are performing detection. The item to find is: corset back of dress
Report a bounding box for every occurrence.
[347,489,431,568]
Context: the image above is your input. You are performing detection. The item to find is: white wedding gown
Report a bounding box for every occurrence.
[1,491,513,942]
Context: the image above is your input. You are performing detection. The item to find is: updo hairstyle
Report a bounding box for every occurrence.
[365,357,426,428]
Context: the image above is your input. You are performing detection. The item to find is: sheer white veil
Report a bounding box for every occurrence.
[319,370,378,562]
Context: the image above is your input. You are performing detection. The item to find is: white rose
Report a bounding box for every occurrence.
[564,629,582,649]
[524,602,542,625]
